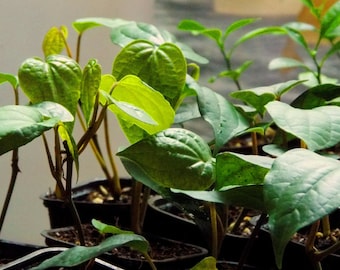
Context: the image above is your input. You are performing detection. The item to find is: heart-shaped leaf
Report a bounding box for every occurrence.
[117,128,215,190]
[266,101,340,151]
[72,17,130,34]
[18,55,82,131]
[112,40,186,108]
[42,26,68,57]
[264,148,340,268]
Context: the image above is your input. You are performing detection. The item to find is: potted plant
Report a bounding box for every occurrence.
[116,0,340,269]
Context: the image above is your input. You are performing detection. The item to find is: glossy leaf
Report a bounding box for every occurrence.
[110,20,207,64]
[282,26,309,52]
[266,101,340,151]
[215,152,272,190]
[264,148,340,268]
[32,101,73,123]
[42,26,68,57]
[102,75,174,143]
[0,105,65,155]
[195,86,249,154]
[31,233,149,270]
[231,80,304,116]
[80,59,102,126]
[112,40,186,108]
[18,55,82,131]
[117,128,215,190]
[72,17,130,34]
[0,72,18,89]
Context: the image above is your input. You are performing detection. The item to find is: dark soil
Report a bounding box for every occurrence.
[46,224,205,262]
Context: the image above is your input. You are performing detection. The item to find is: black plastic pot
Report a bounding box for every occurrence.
[41,226,209,270]
[143,195,207,247]
[1,247,124,269]
[0,239,44,266]
[40,178,133,228]
[258,212,340,270]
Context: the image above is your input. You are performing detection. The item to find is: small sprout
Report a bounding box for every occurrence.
[99,185,109,196]
[315,232,323,238]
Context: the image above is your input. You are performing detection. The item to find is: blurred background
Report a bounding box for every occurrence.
[0,0,324,245]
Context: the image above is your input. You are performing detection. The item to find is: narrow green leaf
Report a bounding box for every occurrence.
[224,18,259,37]
[117,128,215,190]
[283,26,309,51]
[195,86,250,155]
[215,152,272,190]
[0,105,60,155]
[92,219,133,235]
[42,26,68,57]
[0,72,18,89]
[266,101,340,151]
[80,59,102,126]
[264,148,340,268]
[234,26,286,48]
[178,19,222,44]
[31,234,149,270]
[18,55,82,131]
[320,1,340,39]
[268,57,307,70]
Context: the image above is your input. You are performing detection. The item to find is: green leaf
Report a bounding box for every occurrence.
[42,26,68,57]
[191,256,217,270]
[0,72,18,89]
[264,148,340,268]
[0,105,61,155]
[72,17,130,34]
[18,55,82,131]
[320,1,340,39]
[282,26,309,51]
[266,101,340,151]
[31,233,149,270]
[104,75,175,143]
[224,18,259,37]
[298,71,338,87]
[31,101,73,123]
[117,128,215,190]
[80,59,102,126]
[231,80,304,116]
[112,40,186,108]
[177,19,222,44]
[172,185,265,211]
[92,219,133,235]
[195,86,249,155]
[291,84,340,109]
[268,57,308,70]
[234,26,286,48]
[215,152,272,190]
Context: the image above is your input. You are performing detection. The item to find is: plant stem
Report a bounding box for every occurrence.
[63,141,85,246]
[143,252,157,270]
[130,180,143,234]
[209,202,218,258]
[0,149,19,235]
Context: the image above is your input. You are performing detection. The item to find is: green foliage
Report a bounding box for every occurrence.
[264,149,340,268]
[0,102,73,155]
